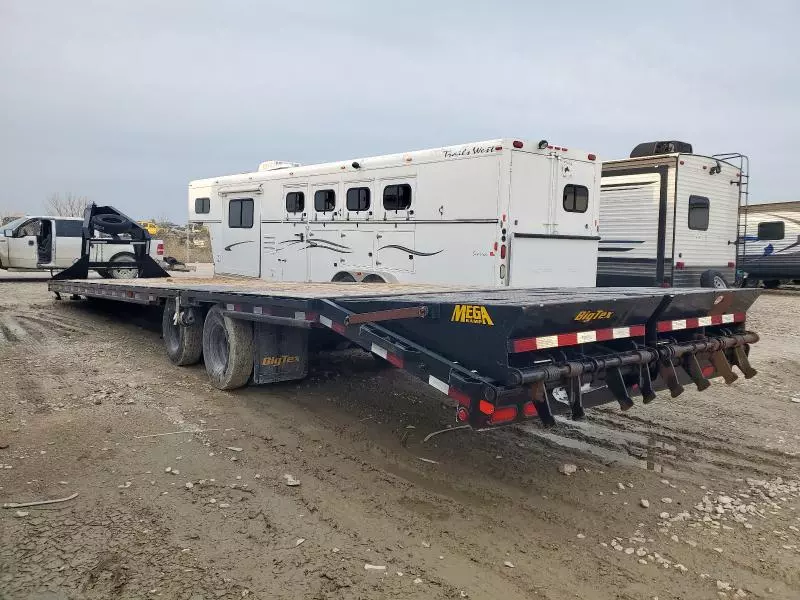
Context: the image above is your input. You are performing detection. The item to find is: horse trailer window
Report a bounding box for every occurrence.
[228,198,254,228]
[195,197,210,214]
[563,185,589,213]
[383,184,412,211]
[688,195,710,231]
[346,187,370,212]
[286,191,304,213]
[757,221,784,240]
[314,189,336,212]
[55,220,83,237]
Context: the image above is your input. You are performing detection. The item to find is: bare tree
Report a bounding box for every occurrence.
[44,192,91,217]
[0,209,24,226]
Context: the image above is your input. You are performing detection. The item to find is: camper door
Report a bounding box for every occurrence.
[219,195,261,277]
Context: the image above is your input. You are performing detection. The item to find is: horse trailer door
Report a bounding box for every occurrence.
[219,196,261,277]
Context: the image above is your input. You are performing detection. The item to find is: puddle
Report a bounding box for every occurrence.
[517,417,674,473]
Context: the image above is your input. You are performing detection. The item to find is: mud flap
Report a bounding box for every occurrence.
[252,323,309,384]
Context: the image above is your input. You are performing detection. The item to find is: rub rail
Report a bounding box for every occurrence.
[511,332,759,386]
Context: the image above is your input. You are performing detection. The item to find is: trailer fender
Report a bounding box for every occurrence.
[202,305,254,390]
[162,298,203,366]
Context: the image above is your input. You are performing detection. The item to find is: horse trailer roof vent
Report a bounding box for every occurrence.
[258,160,301,172]
[630,141,693,158]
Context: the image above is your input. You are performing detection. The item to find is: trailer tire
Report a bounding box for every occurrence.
[700,270,728,289]
[331,272,356,282]
[90,213,133,234]
[763,279,780,289]
[202,305,253,390]
[362,274,386,283]
[162,299,203,366]
[103,252,139,279]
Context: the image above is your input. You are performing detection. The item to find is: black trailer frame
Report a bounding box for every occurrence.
[48,277,760,429]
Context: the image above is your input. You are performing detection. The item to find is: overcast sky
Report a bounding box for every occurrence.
[1,0,797,221]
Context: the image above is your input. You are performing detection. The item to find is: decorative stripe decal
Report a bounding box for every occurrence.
[223,240,255,251]
[510,324,646,353]
[657,312,745,332]
[378,244,443,257]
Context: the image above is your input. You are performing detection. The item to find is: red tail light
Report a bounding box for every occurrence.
[456,407,469,422]
[587,153,596,161]
[512,140,524,149]
[522,401,537,418]
[156,242,164,256]
[489,405,517,424]
[675,261,685,270]
[478,400,494,415]
[727,261,735,268]
[500,244,507,259]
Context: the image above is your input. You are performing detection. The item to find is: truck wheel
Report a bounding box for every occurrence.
[700,270,728,289]
[106,253,139,279]
[162,299,203,366]
[202,305,253,390]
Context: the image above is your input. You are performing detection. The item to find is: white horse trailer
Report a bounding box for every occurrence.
[738,201,800,288]
[597,141,746,289]
[188,139,601,287]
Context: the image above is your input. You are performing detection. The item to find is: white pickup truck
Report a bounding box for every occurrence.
[0,215,164,278]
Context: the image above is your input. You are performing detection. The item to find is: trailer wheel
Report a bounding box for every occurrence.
[700,270,728,289]
[763,279,780,289]
[162,299,203,366]
[332,272,357,282]
[202,305,253,390]
[90,213,133,235]
[104,252,139,279]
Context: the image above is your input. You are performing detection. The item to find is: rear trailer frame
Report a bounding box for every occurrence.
[48,278,760,428]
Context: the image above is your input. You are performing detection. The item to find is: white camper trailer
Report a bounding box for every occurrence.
[188,139,601,287]
[597,141,746,289]
[738,201,800,288]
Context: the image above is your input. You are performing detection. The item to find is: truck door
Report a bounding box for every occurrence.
[54,219,83,268]
[7,218,41,269]
[220,196,261,277]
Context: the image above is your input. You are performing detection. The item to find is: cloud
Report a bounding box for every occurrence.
[1,0,798,220]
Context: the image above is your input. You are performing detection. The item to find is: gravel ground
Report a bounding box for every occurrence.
[0,271,798,600]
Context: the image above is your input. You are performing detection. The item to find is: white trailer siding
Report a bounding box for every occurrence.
[738,201,800,283]
[673,155,739,285]
[190,138,601,288]
[598,154,739,288]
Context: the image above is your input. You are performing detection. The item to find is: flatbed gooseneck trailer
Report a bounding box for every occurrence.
[48,276,761,428]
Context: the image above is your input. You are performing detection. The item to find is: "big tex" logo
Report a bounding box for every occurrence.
[451,304,494,326]
[573,309,614,323]
[261,355,300,367]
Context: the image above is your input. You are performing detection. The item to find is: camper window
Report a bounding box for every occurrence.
[314,190,336,212]
[383,184,412,211]
[195,197,210,214]
[228,198,254,228]
[757,221,784,241]
[286,191,305,213]
[563,185,589,213]
[346,187,371,212]
[688,195,709,231]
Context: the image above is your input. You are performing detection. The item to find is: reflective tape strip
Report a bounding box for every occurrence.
[428,375,449,394]
[319,315,333,328]
[294,311,305,320]
[370,343,388,359]
[657,313,745,332]
[510,324,645,353]
[253,306,263,315]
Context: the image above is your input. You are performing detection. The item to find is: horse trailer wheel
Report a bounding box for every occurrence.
[202,305,254,390]
[700,270,728,289]
[162,299,203,366]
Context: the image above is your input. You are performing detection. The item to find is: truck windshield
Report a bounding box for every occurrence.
[2,217,27,234]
